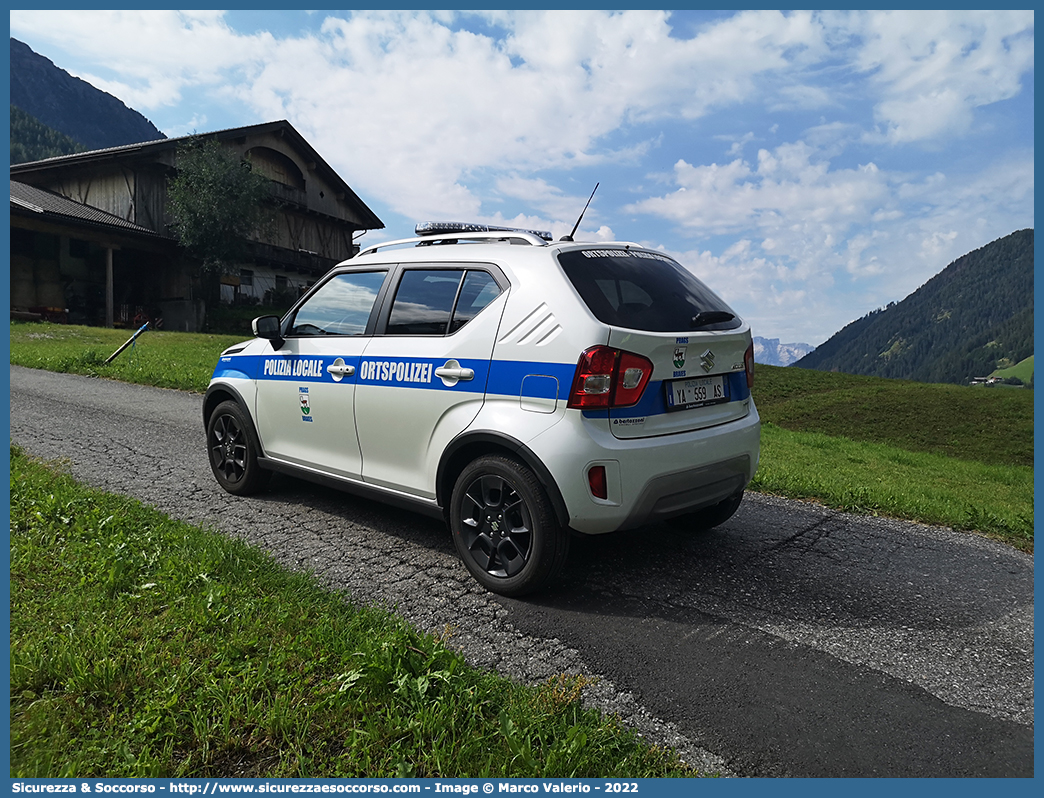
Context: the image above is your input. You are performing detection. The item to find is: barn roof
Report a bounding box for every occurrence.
[10,119,384,230]
[10,179,161,237]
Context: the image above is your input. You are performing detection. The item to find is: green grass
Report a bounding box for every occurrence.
[10,321,245,392]
[9,447,703,779]
[750,423,1033,551]
[754,364,1033,468]
[990,355,1034,384]
[752,365,1032,550]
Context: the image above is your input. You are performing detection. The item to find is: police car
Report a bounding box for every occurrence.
[204,222,760,596]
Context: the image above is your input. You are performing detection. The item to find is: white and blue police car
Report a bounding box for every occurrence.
[204,222,760,596]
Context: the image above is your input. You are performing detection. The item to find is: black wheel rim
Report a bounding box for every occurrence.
[211,413,248,484]
[459,474,533,578]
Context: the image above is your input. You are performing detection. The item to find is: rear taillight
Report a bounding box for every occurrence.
[744,341,755,389]
[567,345,653,409]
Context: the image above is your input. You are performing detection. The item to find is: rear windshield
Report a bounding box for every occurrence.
[556,248,741,332]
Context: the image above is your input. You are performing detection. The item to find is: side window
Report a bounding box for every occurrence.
[288,271,386,336]
[386,270,464,335]
[386,269,503,336]
[450,271,502,332]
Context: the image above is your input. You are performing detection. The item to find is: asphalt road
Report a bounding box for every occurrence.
[8,365,1034,777]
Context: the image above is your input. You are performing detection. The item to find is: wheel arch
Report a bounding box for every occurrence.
[203,383,252,430]
[437,431,569,528]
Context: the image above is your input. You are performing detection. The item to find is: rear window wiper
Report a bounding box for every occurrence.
[690,310,735,329]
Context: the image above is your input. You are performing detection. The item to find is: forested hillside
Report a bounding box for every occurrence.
[10,105,86,164]
[794,229,1033,385]
[10,37,164,150]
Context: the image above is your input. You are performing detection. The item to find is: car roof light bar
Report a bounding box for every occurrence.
[416,221,553,241]
[354,230,548,258]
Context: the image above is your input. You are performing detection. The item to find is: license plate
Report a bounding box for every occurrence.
[665,375,728,411]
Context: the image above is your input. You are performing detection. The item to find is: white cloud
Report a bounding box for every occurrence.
[832,9,1035,143]
[626,141,890,242]
[10,10,271,110]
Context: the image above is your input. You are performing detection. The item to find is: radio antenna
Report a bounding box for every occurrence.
[561,182,599,241]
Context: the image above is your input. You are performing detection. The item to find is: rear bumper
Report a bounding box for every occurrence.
[618,454,751,530]
[528,399,761,534]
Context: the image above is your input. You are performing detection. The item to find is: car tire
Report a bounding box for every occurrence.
[666,490,744,531]
[450,454,569,597]
[206,400,271,496]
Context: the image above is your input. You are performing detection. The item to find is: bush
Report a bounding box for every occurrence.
[203,304,292,336]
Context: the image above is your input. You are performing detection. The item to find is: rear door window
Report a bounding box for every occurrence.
[386,270,463,335]
[385,268,503,336]
[450,271,502,333]
[557,249,740,332]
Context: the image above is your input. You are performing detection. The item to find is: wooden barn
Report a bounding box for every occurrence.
[9,120,384,331]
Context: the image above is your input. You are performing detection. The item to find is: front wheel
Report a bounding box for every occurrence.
[206,400,271,496]
[450,455,569,597]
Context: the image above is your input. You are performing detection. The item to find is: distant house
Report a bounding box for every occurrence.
[10,120,383,330]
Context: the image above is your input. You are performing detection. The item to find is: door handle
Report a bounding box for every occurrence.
[435,360,474,386]
[327,358,355,381]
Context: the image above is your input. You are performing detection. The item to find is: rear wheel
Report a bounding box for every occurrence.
[207,400,271,496]
[450,455,569,597]
[666,490,744,531]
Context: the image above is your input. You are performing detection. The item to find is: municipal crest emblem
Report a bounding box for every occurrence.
[673,347,686,369]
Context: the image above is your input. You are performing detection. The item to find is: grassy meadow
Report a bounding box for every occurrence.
[753,363,1033,468]
[752,363,1033,550]
[990,354,1034,384]
[9,320,245,392]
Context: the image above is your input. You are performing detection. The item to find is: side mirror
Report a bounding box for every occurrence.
[252,315,284,350]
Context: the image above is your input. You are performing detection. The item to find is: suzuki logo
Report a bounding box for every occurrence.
[700,349,715,372]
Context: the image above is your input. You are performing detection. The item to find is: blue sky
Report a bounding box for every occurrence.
[9,9,1035,346]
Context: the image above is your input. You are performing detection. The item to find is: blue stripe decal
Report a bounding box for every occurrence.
[486,359,577,399]
[213,354,749,411]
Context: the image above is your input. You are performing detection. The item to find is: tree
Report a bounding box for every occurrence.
[10,105,86,164]
[166,137,275,304]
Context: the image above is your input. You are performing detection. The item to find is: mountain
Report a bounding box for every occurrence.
[793,229,1033,385]
[753,337,814,366]
[10,37,165,151]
